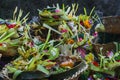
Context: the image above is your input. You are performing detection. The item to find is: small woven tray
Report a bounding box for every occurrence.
[102,16,120,34]
[92,42,116,55]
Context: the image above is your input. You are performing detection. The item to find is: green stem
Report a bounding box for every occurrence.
[114,42,118,52]
[90,64,115,76]
[54,40,63,47]
[41,29,51,51]
[0,32,7,39]
[39,53,46,60]
[84,7,87,16]
[100,58,102,68]
[62,4,65,12]
[0,31,15,43]
[43,23,61,35]
[77,22,81,32]
[63,21,74,36]
[74,4,79,15]
[89,7,95,17]
[21,46,26,53]
[79,24,87,33]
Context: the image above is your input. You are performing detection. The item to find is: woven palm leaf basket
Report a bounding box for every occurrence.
[0,60,88,80]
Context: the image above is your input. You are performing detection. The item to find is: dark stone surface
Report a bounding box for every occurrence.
[0,0,94,19]
[94,0,120,16]
[1,0,120,19]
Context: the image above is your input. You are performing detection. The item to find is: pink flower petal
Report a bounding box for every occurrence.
[61,29,68,33]
[93,31,98,37]
[78,38,83,42]
[77,47,86,58]
[55,9,61,13]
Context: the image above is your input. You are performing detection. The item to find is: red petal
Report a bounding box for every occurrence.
[93,61,99,67]
[6,24,16,28]
[80,21,84,26]
[116,60,120,62]
[0,43,3,46]
[52,15,59,19]
[105,78,110,80]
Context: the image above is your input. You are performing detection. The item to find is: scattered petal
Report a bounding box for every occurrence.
[77,47,86,58]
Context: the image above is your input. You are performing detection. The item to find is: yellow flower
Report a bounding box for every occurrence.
[67,39,74,44]
[85,53,94,63]
[0,24,9,33]
[88,39,92,45]
[68,13,73,19]
[83,20,91,29]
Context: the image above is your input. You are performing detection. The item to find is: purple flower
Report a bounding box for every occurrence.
[89,19,93,25]
[88,76,93,80]
[83,44,89,48]
[0,61,5,67]
[106,51,113,59]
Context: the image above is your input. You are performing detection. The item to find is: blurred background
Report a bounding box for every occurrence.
[0,0,120,20]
